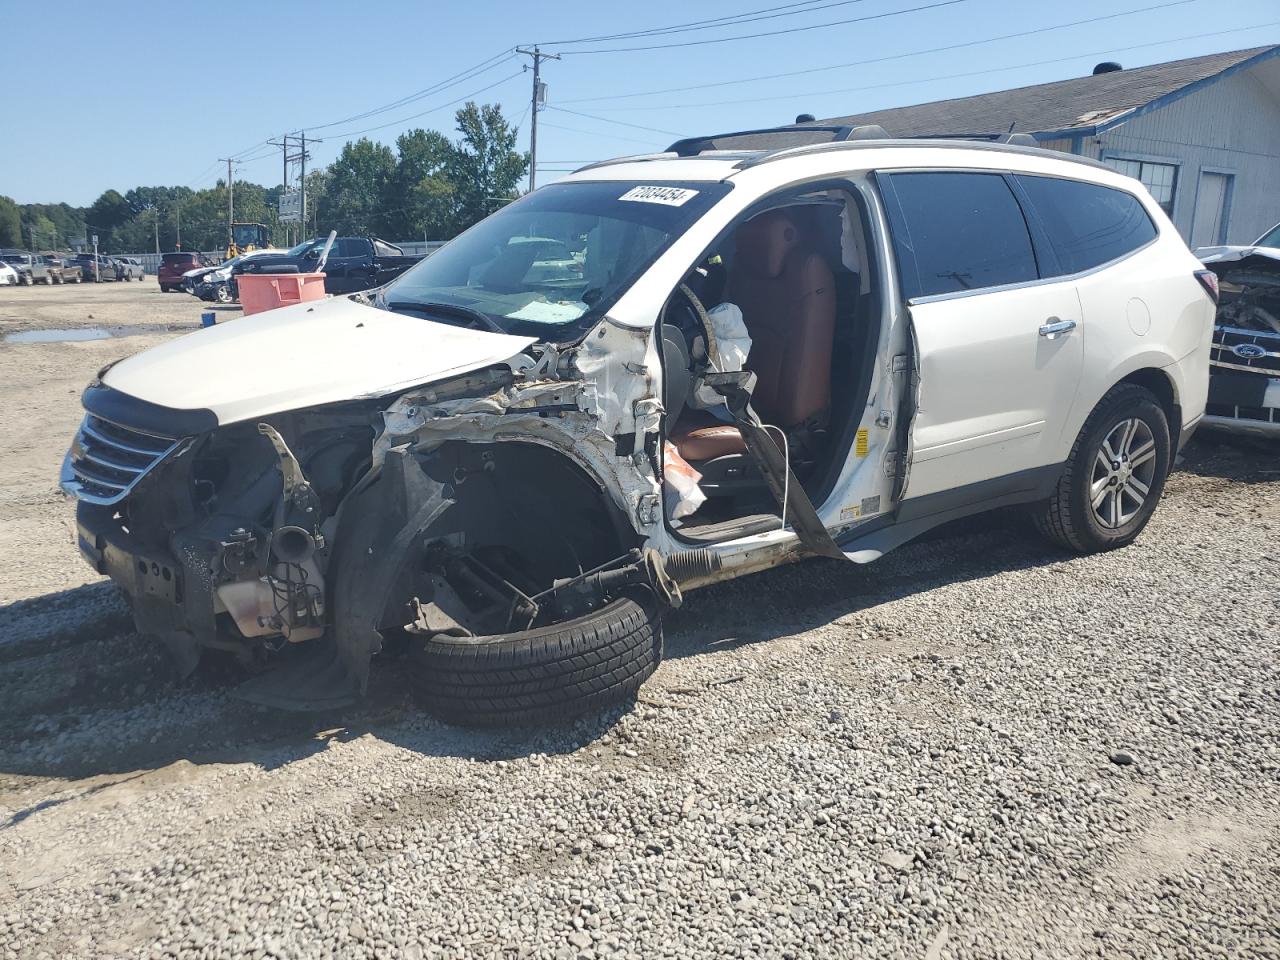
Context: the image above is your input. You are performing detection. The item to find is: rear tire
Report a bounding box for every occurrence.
[413,592,664,727]
[1034,384,1171,553]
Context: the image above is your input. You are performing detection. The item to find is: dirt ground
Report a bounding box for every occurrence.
[0,282,1276,959]
[0,281,240,603]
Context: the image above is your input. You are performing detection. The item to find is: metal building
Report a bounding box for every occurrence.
[821,45,1280,246]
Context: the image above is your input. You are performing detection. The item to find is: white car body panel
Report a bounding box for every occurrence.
[903,282,1084,498]
[100,295,536,425]
[0,263,17,285]
[560,143,1213,568]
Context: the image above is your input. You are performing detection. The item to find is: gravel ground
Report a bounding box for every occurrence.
[1,284,1277,959]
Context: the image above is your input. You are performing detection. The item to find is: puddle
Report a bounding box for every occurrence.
[5,328,113,343]
[4,323,196,344]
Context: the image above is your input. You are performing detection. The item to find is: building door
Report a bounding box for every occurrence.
[1191,171,1233,247]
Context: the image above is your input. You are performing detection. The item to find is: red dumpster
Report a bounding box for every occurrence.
[237,272,327,316]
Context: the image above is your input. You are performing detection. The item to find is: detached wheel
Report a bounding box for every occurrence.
[413,592,663,727]
[1035,383,1171,553]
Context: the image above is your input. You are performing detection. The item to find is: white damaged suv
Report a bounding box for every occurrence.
[61,126,1216,724]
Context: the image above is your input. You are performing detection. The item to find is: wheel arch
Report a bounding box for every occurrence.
[1115,366,1181,448]
[327,439,641,695]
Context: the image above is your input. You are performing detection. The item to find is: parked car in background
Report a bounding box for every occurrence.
[0,261,18,285]
[0,250,38,284]
[37,254,83,283]
[70,253,118,282]
[59,130,1214,722]
[1197,235,1280,438]
[186,249,283,302]
[114,257,146,281]
[233,236,422,294]
[159,251,211,292]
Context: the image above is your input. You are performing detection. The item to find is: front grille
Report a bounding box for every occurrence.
[64,414,183,505]
[1211,325,1280,376]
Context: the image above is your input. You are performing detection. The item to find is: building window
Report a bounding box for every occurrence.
[1105,157,1178,216]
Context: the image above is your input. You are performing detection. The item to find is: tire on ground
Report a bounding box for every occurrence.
[413,592,663,727]
[1034,382,1171,554]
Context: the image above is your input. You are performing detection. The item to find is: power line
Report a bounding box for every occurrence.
[322,71,526,140]
[554,0,969,54]
[303,49,518,131]
[213,51,518,168]
[538,121,670,147]
[559,0,1197,104]
[545,106,685,137]
[537,0,864,46]
[595,22,1280,112]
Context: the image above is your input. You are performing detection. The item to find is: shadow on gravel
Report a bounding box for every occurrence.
[1177,434,1279,485]
[4,438,1271,787]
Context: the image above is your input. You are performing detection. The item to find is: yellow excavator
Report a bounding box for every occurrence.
[227,223,272,259]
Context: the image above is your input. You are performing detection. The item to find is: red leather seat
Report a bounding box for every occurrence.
[671,208,836,464]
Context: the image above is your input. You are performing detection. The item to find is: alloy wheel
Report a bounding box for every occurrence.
[1090,417,1158,528]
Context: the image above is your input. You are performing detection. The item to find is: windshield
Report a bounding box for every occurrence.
[0,255,24,264]
[1259,223,1280,248]
[285,239,318,257]
[381,180,732,339]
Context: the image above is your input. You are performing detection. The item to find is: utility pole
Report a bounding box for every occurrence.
[517,46,559,191]
[175,200,182,250]
[270,133,314,242]
[219,157,234,254]
[300,131,308,239]
[154,212,159,254]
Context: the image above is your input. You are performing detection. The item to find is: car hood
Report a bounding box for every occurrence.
[1196,244,1280,266]
[101,296,537,425]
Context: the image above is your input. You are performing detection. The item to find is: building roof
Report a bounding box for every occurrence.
[819,45,1280,141]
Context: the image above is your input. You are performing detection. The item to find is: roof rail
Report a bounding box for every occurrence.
[911,131,1040,147]
[572,152,680,173]
[665,124,889,157]
[732,136,1111,172]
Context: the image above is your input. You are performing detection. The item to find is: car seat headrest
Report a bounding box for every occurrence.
[735,209,801,279]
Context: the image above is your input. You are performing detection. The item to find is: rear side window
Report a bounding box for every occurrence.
[883,172,1038,299]
[1015,175,1156,275]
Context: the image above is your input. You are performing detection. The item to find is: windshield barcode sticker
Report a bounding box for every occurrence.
[618,186,699,206]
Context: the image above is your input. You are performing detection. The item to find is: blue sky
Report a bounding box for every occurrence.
[2,0,1277,205]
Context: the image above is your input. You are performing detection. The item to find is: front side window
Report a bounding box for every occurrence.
[1016,175,1156,275]
[1104,157,1177,216]
[381,180,732,340]
[883,172,1038,299]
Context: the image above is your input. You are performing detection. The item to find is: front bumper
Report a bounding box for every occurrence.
[1202,370,1280,438]
[76,501,184,608]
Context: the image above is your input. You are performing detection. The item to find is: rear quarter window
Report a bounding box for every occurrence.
[881,171,1038,299]
[1014,175,1156,275]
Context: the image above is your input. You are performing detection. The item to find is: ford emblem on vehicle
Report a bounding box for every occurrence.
[1231,342,1268,360]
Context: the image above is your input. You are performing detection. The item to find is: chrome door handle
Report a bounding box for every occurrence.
[1039,318,1076,339]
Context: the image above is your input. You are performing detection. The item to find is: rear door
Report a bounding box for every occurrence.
[879,170,1083,500]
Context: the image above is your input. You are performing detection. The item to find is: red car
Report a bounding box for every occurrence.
[158,252,211,292]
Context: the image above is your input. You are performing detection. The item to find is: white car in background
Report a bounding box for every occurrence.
[61,126,1215,725]
[0,261,18,285]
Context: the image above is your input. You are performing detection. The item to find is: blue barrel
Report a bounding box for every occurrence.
[201,312,216,328]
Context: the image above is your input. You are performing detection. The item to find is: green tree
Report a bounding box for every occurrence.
[446,102,529,235]
[0,196,22,247]
[385,128,455,240]
[86,189,132,249]
[324,138,396,235]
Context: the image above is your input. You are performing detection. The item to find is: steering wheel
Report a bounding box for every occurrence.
[660,282,716,363]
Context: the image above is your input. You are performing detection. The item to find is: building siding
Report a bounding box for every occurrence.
[1043,67,1280,245]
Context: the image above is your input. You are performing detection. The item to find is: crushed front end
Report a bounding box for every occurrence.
[1201,251,1280,438]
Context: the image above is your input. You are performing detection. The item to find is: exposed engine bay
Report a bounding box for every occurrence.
[70,319,696,708]
[1199,248,1280,436]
